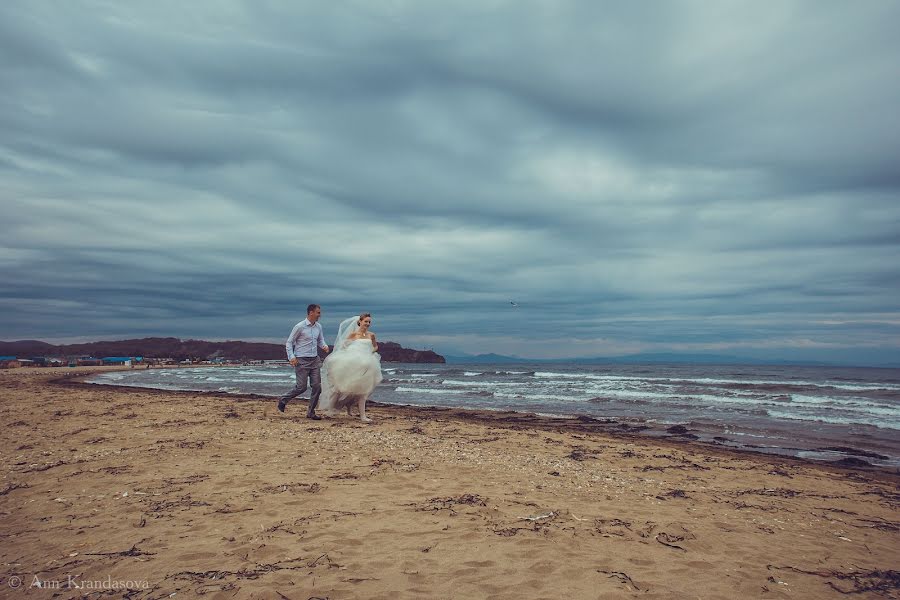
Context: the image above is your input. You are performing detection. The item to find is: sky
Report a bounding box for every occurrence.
[2,1,900,364]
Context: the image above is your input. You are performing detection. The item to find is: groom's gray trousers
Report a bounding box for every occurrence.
[280,356,322,416]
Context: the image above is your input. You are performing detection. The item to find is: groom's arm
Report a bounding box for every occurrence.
[317,326,329,354]
[285,322,302,363]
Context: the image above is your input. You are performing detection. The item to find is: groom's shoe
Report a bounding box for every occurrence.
[277,399,286,413]
[307,413,322,420]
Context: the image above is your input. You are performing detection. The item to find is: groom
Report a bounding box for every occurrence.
[277,304,330,419]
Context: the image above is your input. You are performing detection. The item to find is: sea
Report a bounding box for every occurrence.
[87,362,900,468]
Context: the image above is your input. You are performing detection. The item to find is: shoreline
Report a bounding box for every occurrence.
[3,367,899,599]
[69,368,900,473]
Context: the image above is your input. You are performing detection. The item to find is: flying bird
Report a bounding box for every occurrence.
[509,301,519,307]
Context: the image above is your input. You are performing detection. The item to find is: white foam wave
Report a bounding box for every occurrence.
[767,409,900,429]
[95,373,127,381]
[536,372,900,391]
[790,394,900,412]
[395,386,469,395]
[441,380,522,388]
[236,370,287,377]
[492,392,581,402]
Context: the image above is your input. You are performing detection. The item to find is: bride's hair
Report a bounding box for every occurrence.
[358,312,372,325]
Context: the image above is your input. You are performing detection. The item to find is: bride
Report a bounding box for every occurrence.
[319,313,383,422]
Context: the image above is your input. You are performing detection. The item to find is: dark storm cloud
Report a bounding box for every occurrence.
[2,1,899,363]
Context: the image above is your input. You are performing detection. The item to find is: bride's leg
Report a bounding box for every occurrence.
[359,396,372,423]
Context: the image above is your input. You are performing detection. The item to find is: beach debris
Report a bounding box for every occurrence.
[767,468,793,477]
[655,532,688,551]
[595,518,635,538]
[451,493,487,506]
[418,493,487,516]
[768,565,900,595]
[567,445,600,461]
[85,543,155,558]
[162,474,210,486]
[855,517,900,532]
[815,446,889,460]
[520,511,557,521]
[666,425,690,435]
[307,553,341,569]
[859,487,900,504]
[25,460,67,473]
[259,482,321,494]
[598,570,642,591]
[655,489,690,501]
[737,487,800,498]
[147,495,211,513]
[833,457,873,468]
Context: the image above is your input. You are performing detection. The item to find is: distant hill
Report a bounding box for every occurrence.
[0,337,445,364]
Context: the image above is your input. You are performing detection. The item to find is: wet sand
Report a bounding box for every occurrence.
[1,367,898,599]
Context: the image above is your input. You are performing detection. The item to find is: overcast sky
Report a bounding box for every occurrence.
[2,1,899,364]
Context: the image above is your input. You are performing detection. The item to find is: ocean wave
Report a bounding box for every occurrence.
[95,373,127,381]
[394,386,469,395]
[492,392,581,402]
[533,372,900,392]
[766,409,900,430]
[236,370,288,377]
[440,379,522,388]
[790,394,900,411]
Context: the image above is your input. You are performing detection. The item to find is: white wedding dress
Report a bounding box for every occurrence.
[320,320,383,413]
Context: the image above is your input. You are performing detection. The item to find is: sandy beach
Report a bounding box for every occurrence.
[1,367,898,599]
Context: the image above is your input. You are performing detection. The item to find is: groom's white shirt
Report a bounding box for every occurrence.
[285,318,326,360]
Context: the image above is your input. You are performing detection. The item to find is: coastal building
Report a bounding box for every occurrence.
[101,356,143,366]
[75,358,104,366]
[0,356,20,368]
